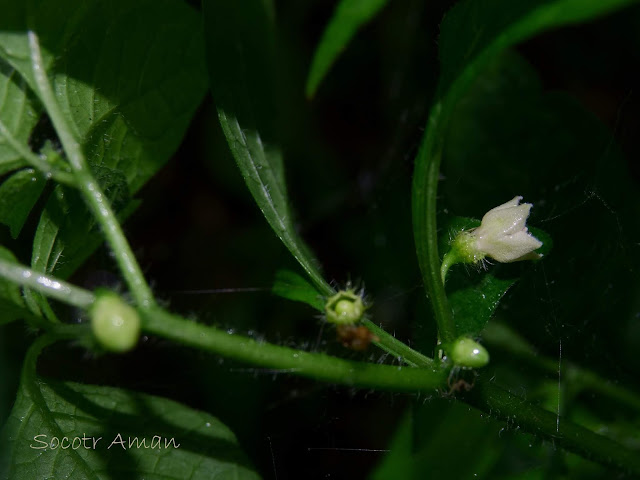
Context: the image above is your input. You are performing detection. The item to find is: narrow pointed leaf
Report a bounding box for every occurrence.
[272,269,325,311]
[203,0,333,296]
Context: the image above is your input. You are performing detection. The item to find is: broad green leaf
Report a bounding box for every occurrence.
[0,0,207,190]
[306,0,389,98]
[0,0,207,276]
[0,60,41,176]
[0,168,46,238]
[272,269,325,311]
[0,245,30,324]
[411,0,640,329]
[32,178,138,280]
[203,0,333,296]
[0,379,261,480]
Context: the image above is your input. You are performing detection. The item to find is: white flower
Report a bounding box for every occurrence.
[472,196,543,263]
[441,196,543,283]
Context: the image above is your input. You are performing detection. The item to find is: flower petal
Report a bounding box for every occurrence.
[486,196,523,213]
[480,202,532,236]
[477,230,543,263]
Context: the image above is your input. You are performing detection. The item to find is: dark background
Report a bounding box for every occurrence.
[2,1,640,478]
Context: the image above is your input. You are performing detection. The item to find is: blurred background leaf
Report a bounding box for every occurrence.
[306,0,390,98]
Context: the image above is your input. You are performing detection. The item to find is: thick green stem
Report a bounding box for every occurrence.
[0,257,95,309]
[412,105,456,343]
[142,307,447,391]
[484,322,640,412]
[13,282,640,474]
[461,380,640,476]
[27,31,155,309]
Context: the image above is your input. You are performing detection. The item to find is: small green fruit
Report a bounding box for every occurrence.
[90,292,141,352]
[449,337,490,368]
[325,289,365,325]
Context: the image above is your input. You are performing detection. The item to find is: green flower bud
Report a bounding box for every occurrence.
[325,289,365,325]
[449,337,490,368]
[90,292,140,352]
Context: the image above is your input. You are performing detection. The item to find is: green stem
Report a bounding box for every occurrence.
[0,257,95,309]
[14,289,640,474]
[412,104,457,343]
[483,322,640,413]
[363,319,434,367]
[461,380,640,476]
[26,30,155,309]
[0,118,75,185]
[142,307,447,391]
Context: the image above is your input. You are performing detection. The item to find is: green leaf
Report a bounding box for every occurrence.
[411,0,640,339]
[203,1,333,297]
[0,169,46,238]
[0,0,206,277]
[0,245,30,324]
[305,0,389,98]
[449,273,516,338]
[0,379,261,480]
[272,269,325,311]
[32,179,139,279]
[0,0,207,190]
[0,60,41,176]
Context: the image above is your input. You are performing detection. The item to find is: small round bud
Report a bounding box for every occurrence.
[325,289,365,325]
[449,337,489,368]
[90,292,140,352]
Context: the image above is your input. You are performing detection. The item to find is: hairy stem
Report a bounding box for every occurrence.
[11,276,640,474]
[142,307,447,391]
[0,257,95,309]
[0,259,443,387]
[484,322,640,412]
[27,30,155,309]
[363,319,434,367]
[412,104,457,343]
[462,380,640,476]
